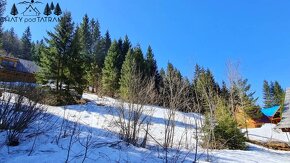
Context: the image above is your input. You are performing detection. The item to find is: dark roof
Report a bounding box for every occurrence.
[17,59,39,74]
[0,54,39,74]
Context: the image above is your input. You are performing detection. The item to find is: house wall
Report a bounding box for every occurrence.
[0,69,36,83]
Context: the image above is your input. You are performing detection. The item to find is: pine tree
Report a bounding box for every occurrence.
[122,35,131,57]
[95,38,107,68]
[0,0,5,48]
[21,27,32,60]
[50,2,55,11]
[263,80,272,108]
[79,15,94,91]
[145,46,155,76]
[80,14,92,57]
[237,78,260,119]
[86,19,103,92]
[132,45,145,73]
[10,3,18,16]
[213,99,246,149]
[31,39,45,63]
[2,28,22,57]
[119,49,135,100]
[193,65,220,113]
[67,26,87,96]
[38,12,74,92]
[104,30,111,53]
[145,46,161,92]
[272,81,285,106]
[116,38,124,70]
[79,15,94,69]
[54,3,62,16]
[101,41,120,97]
[161,62,187,109]
[43,3,51,16]
[220,81,230,102]
[90,19,101,53]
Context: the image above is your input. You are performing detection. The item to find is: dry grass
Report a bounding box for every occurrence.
[248,139,290,151]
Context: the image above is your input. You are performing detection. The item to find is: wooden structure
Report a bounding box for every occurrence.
[260,105,282,124]
[277,88,290,132]
[0,55,39,83]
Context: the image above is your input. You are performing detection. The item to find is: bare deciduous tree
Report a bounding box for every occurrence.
[114,71,157,147]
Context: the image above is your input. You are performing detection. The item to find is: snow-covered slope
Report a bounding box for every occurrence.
[0,93,290,163]
[246,124,290,143]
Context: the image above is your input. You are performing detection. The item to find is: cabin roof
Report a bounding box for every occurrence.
[261,106,280,117]
[277,88,290,130]
[0,54,39,74]
[17,59,39,74]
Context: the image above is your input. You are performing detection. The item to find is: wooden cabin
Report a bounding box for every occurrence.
[277,88,290,132]
[0,55,39,83]
[260,105,282,124]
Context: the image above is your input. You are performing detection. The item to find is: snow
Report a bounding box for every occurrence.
[246,124,290,143]
[0,93,290,162]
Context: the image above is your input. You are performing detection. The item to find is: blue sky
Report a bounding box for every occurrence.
[3,0,290,105]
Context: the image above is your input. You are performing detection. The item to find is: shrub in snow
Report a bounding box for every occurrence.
[115,71,157,147]
[0,84,47,146]
[203,99,246,150]
[41,90,80,106]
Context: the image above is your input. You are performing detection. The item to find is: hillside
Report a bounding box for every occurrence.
[0,93,290,163]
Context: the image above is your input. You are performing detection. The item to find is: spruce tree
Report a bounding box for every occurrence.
[87,19,102,92]
[122,35,131,57]
[80,15,95,91]
[95,38,107,68]
[116,38,124,70]
[193,65,220,113]
[31,41,36,60]
[220,81,230,102]
[21,27,32,60]
[213,99,246,149]
[161,62,186,109]
[67,26,87,96]
[132,45,145,73]
[263,80,272,108]
[54,3,62,16]
[145,46,161,92]
[104,30,111,53]
[31,39,45,63]
[80,14,92,57]
[272,81,285,106]
[38,12,74,91]
[0,0,5,48]
[90,19,101,53]
[10,3,18,16]
[43,3,51,16]
[119,49,135,100]
[237,78,260,119]
[2,28,21,56]
[101,41,120,97]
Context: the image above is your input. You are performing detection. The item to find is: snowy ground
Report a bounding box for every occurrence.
[0,93,290,163]
[246,124,290,143]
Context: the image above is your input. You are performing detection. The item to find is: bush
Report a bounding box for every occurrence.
[202,99,246,150]
[0,84,47,146]
[39,86,84,106]
[41,90,77,106]
[214,100,246,150]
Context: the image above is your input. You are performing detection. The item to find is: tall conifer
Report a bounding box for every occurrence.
[21,27,32,60]
[101,41,120,96]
